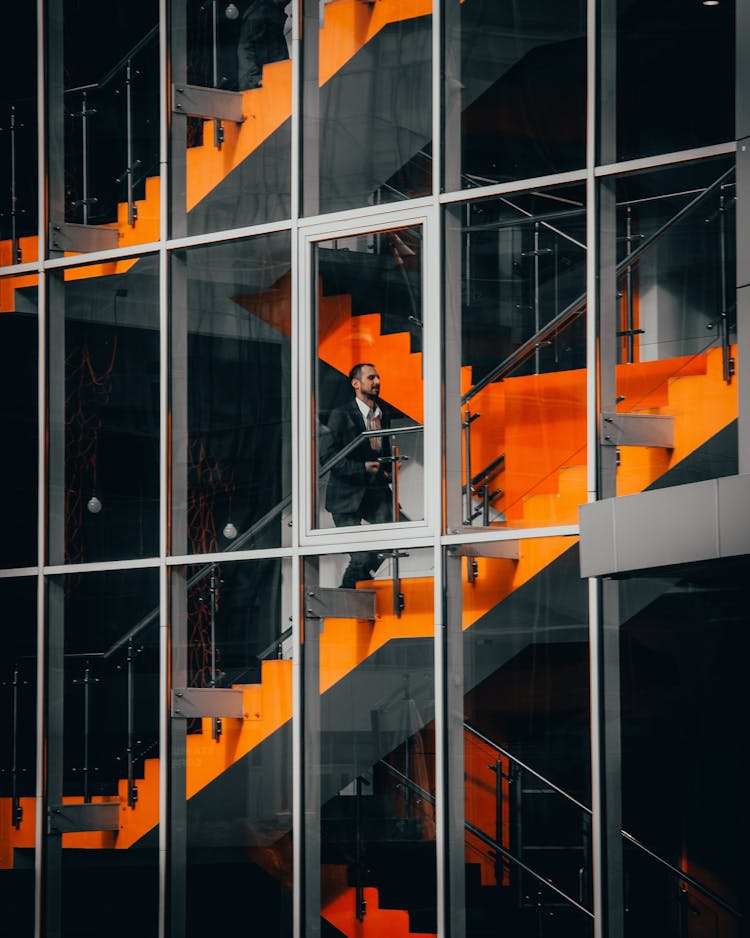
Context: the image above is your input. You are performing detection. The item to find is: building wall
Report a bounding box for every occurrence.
[0,2,745,937]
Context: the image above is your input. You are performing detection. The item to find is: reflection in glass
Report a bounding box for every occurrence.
[179,0,292,234]
[451,184,587,530]
[305,0,433,216]
[613,159,738,496]
[180,558,293,938]
[446,0,585,191]
[56,568,160,937]
[307,547,436,936]
[52,257,159,564]
[0,4,38,265]
[62,0,160,245]
[313,227,425,555]
[615,0,734,162]
[0,578,37,928]
[458,542,592,936]
[620,559,746,938]
[179,232,291,555]
[0,274,37,568]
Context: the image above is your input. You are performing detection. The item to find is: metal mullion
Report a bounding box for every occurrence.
[166,546,295,567]
[157,0,169,922]
[42,557,162,576]
[0,567,40,579]
[290,8,302,936]
[33,0,46,929]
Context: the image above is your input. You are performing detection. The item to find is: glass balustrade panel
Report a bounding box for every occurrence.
[454,537,592,937]
[304,546,436,938]
[173,0,292,235]
[0,4,38,266]
[175,557,294,938]
[619,559,747,938]
[0,272,38,569]
[57,0,160,250]
[312,225,425,546]
[448,183,588,532]
[613,0,734,163]
[48,256,160,565]
[52,567,160,938]
[172,232,292,556]
[443,0,586,193]
[612,158,738,497]
[303,0,433,217]
[0,577,37,931]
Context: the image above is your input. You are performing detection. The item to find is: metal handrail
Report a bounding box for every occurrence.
[465,722,742,921]
[318,423,423,479]
[462,166,736,405]
[103,492,292,659]
[379,758,594,919]
[464,722,590,814]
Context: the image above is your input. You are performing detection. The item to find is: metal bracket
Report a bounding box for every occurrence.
[305,587,376,621]
[450,539,520,561]
[172,84,245,123]
[47,802,119,834]
[600,412,674,448]
[170,687,245,719]
[49,221,119,254]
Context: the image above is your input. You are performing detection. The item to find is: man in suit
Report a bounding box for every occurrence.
[324,363,394,588]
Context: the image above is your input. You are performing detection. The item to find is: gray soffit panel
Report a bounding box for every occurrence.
[579,475,750,577]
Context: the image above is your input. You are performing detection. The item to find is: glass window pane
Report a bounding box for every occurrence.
[305,546,436,936]
[620,559,746,938]
[0,272,38,569]
[444,0,586,192]
[173,0,292,236]
[48,257,160,565]
[1,5,38,265]
[173,232,292,556]
[0,577,37,932]
[449,183,587,531]
[54,568,160,938]
[61,1,160,248]
[313,226,425,546]
[304,0,433,216]
[613,158,738,496]
[615,0,734,162]
[455,539,592,936]
[175,558,293,938]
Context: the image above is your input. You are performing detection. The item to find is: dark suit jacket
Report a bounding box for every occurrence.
[323,398,392,515]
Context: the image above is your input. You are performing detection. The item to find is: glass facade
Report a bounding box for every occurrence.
[0,2,746,938]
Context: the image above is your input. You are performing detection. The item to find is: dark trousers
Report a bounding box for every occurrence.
[237,0,289,89]
[332,486,393,587]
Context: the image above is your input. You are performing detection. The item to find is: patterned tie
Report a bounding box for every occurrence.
[367,408,382,451]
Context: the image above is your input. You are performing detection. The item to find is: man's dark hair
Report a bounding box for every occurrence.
[348,362,375,383]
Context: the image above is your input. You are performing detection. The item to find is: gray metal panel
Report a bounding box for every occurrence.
[450,540,519,560]
[612,481,719,571]
[171,687,245,719]
[48,222,119,254]
[304,586,376,620]
[47,802,119,834]
[578,478,749,577]
[172,84,245,122]
[717,474,750,555]
[578,500,616,578]
[600,412,674,449]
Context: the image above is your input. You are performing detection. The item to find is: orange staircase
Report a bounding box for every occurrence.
[1,330,738,863]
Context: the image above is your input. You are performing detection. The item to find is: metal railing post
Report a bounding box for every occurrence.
[126,638,137,806]
[125,59,137,226]
[10,663,23,827]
